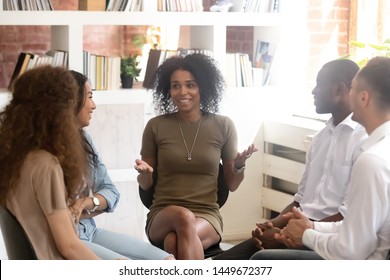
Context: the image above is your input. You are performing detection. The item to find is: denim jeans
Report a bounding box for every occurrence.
[81,227,170,260]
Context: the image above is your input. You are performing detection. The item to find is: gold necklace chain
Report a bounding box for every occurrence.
[177,116,202,161]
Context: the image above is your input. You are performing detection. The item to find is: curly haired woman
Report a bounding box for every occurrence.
[135,53,258,259]
[0,66,100,259]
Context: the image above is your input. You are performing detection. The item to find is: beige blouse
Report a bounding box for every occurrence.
[7,150,71,260]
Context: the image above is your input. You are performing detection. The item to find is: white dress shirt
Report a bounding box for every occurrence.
[303,121,390,259]
[294,114,367,220]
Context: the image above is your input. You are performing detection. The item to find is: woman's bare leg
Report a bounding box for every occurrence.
[148,205,204,259]
[163,231,178,257]
[196,217,221,250]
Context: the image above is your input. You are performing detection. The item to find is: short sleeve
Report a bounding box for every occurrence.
[33,157,68,216]
[221,116,238,161]
[140,117,158,158]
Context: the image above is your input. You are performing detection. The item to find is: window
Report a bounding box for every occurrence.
[350,0,390,62]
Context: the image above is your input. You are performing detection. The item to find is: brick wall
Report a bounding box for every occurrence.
[202,0,215,11]
[223,0,351,91]
[83,25,124,57]
[0,26,51,88]
[305,0,351,88]
[226,26,254,61]
[0,0,145,88]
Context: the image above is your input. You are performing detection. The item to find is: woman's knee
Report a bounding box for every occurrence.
[166,206,197,229]
[149,206,198,244]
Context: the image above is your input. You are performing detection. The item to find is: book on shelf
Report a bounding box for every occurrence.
[272,0,281,12]
[142,49,161,89]
[225,52,254,87]
[253,40,276,86]
[79,0,107,11]
[119,0,129,11]
[106,0,126,11]
[234,53,243,87]
[83,51,121,90]
[157,0,203,12]
[19,52,33,76]
[106,56,121,90]
[8,52,32,90]
[3,0,53,11]
[105,0,116,10]
[240,53,253,87]
[235,0,280,13]
[106,0,142,11]
[142,49,180,89]
[129,0,142,11]
[45,50,68,67]
[177,48,213,57]
[225,53,237,87]
[8,50,70,90]
[95,55,103,90]
[37,50,68,68]
[25,54,39,71]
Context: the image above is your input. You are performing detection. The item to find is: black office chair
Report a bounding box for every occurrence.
[139,163,229,259]
[0,205,37,260]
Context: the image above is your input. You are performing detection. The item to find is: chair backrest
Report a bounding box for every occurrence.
[0,205,37,260]
[139,163,229,209]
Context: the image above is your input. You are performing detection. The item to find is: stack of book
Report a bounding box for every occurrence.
[225,53,253,87]
[106,0,143,11]
[83,51,121,91]
[157,0,204,11]
[233,0,280,13]
[3,0,53,10]
[8,50,68,90]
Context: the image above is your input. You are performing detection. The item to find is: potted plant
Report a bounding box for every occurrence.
[341,38,390,68]
[120,54,141,88]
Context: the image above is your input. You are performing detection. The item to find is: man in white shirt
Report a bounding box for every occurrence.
[251,56,390,260]
[214,59,367,260]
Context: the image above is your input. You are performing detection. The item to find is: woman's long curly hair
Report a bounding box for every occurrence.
[152,53,225,115]
[69,70,98,168]
[0,65,89,207]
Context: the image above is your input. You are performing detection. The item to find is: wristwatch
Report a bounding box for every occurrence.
[232,164,246,174]
[90,196,100,213]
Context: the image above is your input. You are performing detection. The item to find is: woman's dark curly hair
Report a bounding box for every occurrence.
[0,65,89,207]
[69,70,98,168]
[152,53,225,115]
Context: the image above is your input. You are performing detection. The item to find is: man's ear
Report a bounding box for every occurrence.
[336,81,349,96]
[360,90,370,107]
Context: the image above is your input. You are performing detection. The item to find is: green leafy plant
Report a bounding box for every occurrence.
[120,54,141,80]
[132,34,146,49]
[341,38,390,68]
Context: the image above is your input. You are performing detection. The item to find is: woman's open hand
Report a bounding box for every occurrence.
[134,158,153,174]
[233,144,259,169]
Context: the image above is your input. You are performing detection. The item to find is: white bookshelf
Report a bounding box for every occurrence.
[0,2,290,243]
[0,10,282,79]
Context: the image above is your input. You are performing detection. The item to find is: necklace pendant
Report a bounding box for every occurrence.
[177,115,202,163]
